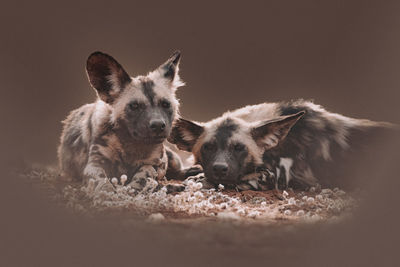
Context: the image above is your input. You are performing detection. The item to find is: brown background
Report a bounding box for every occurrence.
[1,1,399,266]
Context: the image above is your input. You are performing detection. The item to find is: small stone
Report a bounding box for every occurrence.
[284,210,292,216]
[288,198,296,205]
[321,189,333,195]
[194,191,204,198]
[194,182,203,190]
[237,209,246,215]
[120,174,128,185]
[296,210,305,216]
[111,177,118,185]
[187,180,195,187]
[310,214,321,221]
[147,213,165,221]
[335,190,346,196]
[247,210,261,218]
[282,190,289,198]
[307,197,315,203]
[251,197,267,204]
[217,211,240,220]
[218,184,225,191]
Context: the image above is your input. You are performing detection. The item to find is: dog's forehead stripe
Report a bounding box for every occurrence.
[214,119,238,148]
[140,78,155,106]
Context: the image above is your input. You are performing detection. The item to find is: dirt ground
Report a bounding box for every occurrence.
[2,160,397,267]
[19,165,358,225]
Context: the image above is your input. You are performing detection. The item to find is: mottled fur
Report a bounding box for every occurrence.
[169,99,397,190]
[58,51,194,185]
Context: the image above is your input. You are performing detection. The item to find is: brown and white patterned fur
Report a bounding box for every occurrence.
[169,100,397,190]
[58,51,197,189]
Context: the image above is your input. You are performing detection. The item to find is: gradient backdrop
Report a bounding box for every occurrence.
[1,1,399,266]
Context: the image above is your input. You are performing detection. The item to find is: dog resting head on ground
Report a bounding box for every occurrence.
[169,100,397,191]
[58,51,196,190]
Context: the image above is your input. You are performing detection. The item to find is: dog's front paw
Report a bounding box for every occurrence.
[183,173,214,189]
[165,183,186,194]
[128,165,158,191]
[183,164,204,178]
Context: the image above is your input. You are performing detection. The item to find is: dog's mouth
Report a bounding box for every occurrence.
[145,134,168,144]
[152,136,167,143]
[130,130,167,143]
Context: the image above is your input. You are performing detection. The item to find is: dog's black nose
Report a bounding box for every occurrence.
[149,120,166,133]
[213,163,228,178]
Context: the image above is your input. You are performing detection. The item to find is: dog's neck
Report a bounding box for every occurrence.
[112,121,165,161]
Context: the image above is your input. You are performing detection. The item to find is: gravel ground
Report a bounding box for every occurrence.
[19,165,359,225]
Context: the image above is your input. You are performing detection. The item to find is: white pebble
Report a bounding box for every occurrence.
[219,203,228,209]
[237,208,246,215]
[218,184,225,191]
[307,197,315,203]
[321,189,333,195]
[288,198,296,205]
[120,174,128,185]
[282,190,289,198]
[195,182,203,190]
[310,214,321,221]
[284,210,292,216]
[148,213,165,221]
[217,211,240,220]
[194,191,203,198]
[315,194,323,201]
[247,210,261,218]
[111,177,118,185]
[296,210,305,216]
[335,190,346,196]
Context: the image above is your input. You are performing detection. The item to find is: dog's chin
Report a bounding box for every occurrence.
[150,137,167,144]
[129,131,167,144]
[142,135,167,144]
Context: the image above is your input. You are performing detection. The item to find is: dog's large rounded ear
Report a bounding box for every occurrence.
[86,52,131,104]
[251,111,305,149]
[168,118,204,152]
[157,51,182,84]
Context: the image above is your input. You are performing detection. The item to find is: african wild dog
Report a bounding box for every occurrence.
[58,51,197,190]
[169,100,397,191]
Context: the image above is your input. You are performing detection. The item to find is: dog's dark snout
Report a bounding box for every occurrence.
[213,163,228,178]
[149,119,166,133]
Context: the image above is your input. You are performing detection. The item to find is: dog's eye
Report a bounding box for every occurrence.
[234,143,245,152]
[129,102,139,110]
[160,100,171,109]
[203,143,216,152]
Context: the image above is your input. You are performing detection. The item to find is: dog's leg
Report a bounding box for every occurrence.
[165,148,203,180]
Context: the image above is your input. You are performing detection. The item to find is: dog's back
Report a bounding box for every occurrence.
[230,100,397,188]
[58,101,110,179]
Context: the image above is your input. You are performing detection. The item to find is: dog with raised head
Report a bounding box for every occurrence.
[58,51,196,190]
[169,99,397,190]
